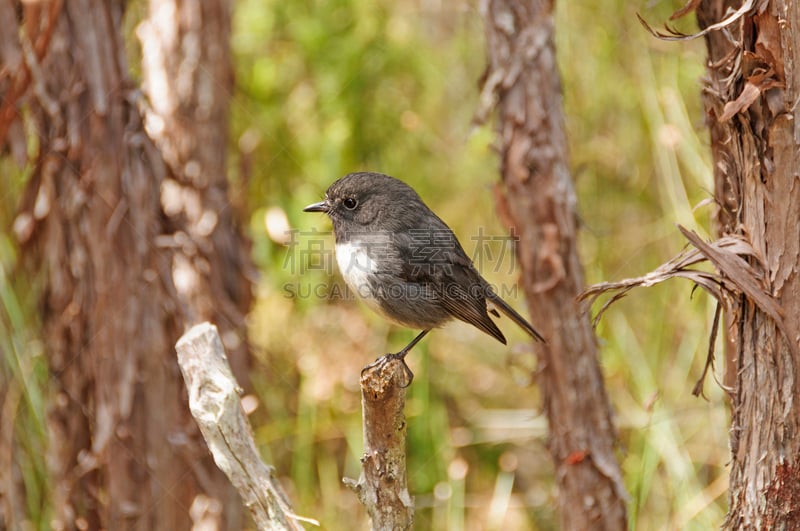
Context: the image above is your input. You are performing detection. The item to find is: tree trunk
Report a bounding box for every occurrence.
[697,1,800,527]
[136,0,255,527]
[138,0,253,381]
[480,1,628,529]
[1,2,245,528]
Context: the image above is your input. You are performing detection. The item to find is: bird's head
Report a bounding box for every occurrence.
[304,172,423,235]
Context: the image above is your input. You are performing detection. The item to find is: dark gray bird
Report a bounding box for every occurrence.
[304,172,544,384]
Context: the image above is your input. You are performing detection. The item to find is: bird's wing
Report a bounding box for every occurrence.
[436,271,506,344]
[395,228,506,344]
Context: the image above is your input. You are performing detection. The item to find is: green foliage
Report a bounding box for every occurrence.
[0,159,50,530]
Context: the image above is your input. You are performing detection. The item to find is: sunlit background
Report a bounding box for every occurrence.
[2,0,730,529]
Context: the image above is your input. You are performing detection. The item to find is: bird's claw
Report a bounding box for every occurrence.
[361,352,414,388]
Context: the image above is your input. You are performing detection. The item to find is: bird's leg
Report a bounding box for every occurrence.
[362,329,430,388]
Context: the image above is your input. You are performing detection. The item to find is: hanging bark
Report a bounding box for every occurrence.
[479,1,627,529]
[695,1,800,527]
[1,2,242,528]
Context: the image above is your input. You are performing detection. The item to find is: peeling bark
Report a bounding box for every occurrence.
[696,1,800,528]
[479,1,627,529]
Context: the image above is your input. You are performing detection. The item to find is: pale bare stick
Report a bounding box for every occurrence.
[175,323,317,530]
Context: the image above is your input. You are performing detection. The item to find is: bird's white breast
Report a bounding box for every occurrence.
[336,241,378,302]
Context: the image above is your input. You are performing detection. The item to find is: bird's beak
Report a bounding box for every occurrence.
[303,199,329,213]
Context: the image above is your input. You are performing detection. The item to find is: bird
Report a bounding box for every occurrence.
[304,171,544,385]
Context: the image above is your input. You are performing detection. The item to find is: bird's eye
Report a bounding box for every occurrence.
[343,197,358,210]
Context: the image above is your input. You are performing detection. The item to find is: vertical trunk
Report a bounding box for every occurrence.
[480,1,627,529]
[698,1,800,527]
[2,2,236,528]
[138,0,253,375]
[137,1,255,527]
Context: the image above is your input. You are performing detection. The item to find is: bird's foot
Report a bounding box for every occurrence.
[361,351,414,388]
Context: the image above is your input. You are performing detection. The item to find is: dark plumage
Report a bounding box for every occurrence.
[304,172,544,383]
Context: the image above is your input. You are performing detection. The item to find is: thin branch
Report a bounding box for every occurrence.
[175,323,317,531]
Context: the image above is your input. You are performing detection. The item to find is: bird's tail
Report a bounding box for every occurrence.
[487,291,546,343]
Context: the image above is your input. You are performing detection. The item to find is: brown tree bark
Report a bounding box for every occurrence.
[696,1,800,527]
[1,2,249,529]
[479,1,628,529]
[135,1,256,527]
[138,0,254,382]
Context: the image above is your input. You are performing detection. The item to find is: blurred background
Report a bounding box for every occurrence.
[2,0,730,529]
